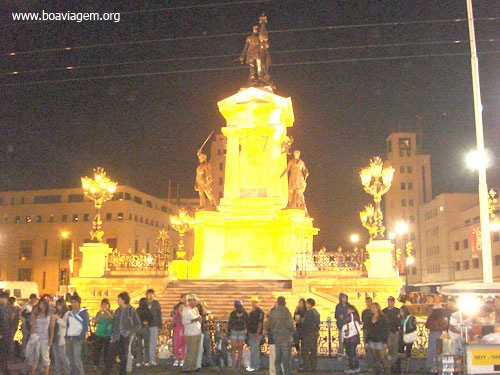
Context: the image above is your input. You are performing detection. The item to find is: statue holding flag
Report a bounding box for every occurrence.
[195,131,218,210]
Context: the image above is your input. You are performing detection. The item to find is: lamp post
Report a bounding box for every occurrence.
[81,167,117,243]
[170,208,194,259]
[360,157,395,239]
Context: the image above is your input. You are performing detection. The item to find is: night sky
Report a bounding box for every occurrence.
[1,0,500,249]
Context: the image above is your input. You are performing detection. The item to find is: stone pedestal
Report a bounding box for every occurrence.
[366,239,397,279]
[169,260,189,279]
[78,242,111,278]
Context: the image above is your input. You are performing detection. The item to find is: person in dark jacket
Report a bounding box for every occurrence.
[145,289,162,366]
[135,298,154,367]
[425,305,447,374]
[365,303,389,375]
[293,299,307,355]
[268,297,295,375]
[382,296,400,370]
[343,305,361,373]
[228,301,248,369]
[302,298,320,372]
[335,293,351,359]
[0,291,11,375]
[361,297,374,367]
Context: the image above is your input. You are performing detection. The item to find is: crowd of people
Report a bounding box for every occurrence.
[1,288,496,375]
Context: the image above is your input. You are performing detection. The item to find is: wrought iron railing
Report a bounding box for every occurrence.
[106,248,169,271]
[296,247,369,273]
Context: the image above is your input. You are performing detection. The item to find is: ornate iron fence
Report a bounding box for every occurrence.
[296,247,369,274]
[106,248,169,271]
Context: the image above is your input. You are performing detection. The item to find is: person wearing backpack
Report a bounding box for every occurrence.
[65,295,89,375]
[343,305,361,374]
[52,298,70,375]
[399,305,417,374]
[104,292,141,375]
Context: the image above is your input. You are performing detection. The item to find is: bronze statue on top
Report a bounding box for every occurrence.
[195,132,217,210]
[240,13,273,88]
[280,150,309,214]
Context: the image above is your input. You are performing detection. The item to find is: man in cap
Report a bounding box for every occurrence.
[480,296,497,336]
[268,296,295,375]
[182,294,202,372]
[247,297,265,372]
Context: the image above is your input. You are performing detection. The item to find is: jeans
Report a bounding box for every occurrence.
[387,332,399,366]
[53,343,70,375]
[248,333,262,370]
[104,336,130,375]
[134,327,151,364]
[202,331,213,366]
[301,332,318,372]
[345,344,359,370]
[66,337,84,375]
[185,335,202,372]
[93,335,111,366]
[275,344,292,375]
[426,331,441,372]
[147,326,158,364]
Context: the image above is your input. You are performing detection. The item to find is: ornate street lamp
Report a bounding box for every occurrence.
[359,157,395,240]
[81,167,117,243]
[170,208,194,259]
[156,227,172,270]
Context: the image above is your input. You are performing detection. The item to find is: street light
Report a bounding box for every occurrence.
[466,150,490,170]
[170,208,194,260]
[350,234,360,244]
[395,221,409,235]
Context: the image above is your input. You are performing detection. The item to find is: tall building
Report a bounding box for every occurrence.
[210,133,227,201]
[384,132,432,286]
[0,186,194,295]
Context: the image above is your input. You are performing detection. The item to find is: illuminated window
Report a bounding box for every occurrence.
[36,215,42,223]
[83,213,90,221]
[72,214,78,222]
[26,216,32,223]
[117,212,124,220]
[18,268,31,281]
[20,240,33,260]
[61,239,72,260]
[15,216,20,223]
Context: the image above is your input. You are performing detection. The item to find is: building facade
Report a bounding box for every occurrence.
[0,186,195,295]
[384,132,432,285]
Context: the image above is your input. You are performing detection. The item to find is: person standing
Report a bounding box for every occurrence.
[52,299,70,375]
[6,297,20,357]
[268,296,295,375]
[247,297,265,372]
[343,305,361,374]
[293,299,307,357]
[145,289,162,366]
[301,298,320,373]
[335,293,350,359]
[382,296,400,370]
[365,302,389,375]
[361,297,374,366]
[173,303,186,367]
[93,299,113,370]
[228,301,248,369]
[399,305,417,374]
[425,305,447,374]
[135,298,154,367]
[0,291,11,375]
[20,294,38,358]
[65,295,89,375]
[28,298,55,375]
[181,294,202,373]
[105,292,141,375]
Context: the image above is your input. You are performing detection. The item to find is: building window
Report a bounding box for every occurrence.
[473,216,480,224]
[112,192,124,201]
[44,239,48,256]
[387,140,392,153]
[36,215,42,223]
[72,214,78,222]
[410,232,416,241]
[473,258,479,268]
[219,177,223,186]
[140,216,143,223]
[408,182,413,190]
[124,193,131,200]
[134,240,138,253]
[463,239,469,249]
[146,200,152,208]
[117,212,124,220]
[495,255,500,266]
[42,271,46,289]
[407,166,412,173]
[146,241,150,252]
[107,238,117,249]
[409,199,414,207]
[83,213,90,221]
[49,215,54,222]
[494,232,500,242]
[410,216,415,223]
[217,149,222,156]
[465,219,471,226]
[61,239,72,260]
[454,241,460,250]
[15,216,20,223]
[134,196,142,204]
[161,206,168,213]
[135,215,138,221]
[18,268,31,281]
[20,240,33,260]
[146,218,149,224]
[401,183,406,190]
[456,262,461,271]
[219,163,223,171]
[68,194,84,202]
[62,215,68,222]
[106,213,112,220]
[402,199,407,207]
[34,195,61,204]
[400,166,405,174]
[463,260,470,270]
[26,216,32,223]
[399,138,411,157]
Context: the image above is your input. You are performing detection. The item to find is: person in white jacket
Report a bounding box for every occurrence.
[181,295,202,373]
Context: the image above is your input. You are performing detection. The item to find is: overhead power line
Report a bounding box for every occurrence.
[4,38,500,77]
[2,50,500,88]
[5,17,500,57]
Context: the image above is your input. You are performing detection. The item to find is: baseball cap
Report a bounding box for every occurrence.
[387,296,395,301]
[486,296,494,303]
[187,294,197,301]
[250,297,259,302]
[234,300,243,307]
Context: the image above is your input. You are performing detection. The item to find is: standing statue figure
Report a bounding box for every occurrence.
[280,150,309,213]
[240,13,273,87]
[195,151,217,210]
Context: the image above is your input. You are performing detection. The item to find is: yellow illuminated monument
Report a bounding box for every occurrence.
[169,87,318,279]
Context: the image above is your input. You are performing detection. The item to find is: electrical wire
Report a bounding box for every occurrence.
[2,50,500,88]
[5,16,500,56]
[5,38,500,77]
